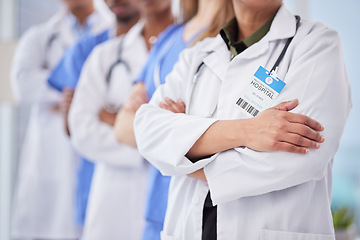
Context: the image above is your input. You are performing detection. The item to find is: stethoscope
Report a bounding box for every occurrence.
[103,34,131,113]
[42,30,67,69]
[153,25,208,88]
[187,15,301,116]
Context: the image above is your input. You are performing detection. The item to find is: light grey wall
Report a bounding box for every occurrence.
[17,0,63,36]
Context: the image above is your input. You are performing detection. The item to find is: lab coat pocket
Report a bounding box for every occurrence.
[160,231,175,240]
[261,229,335,240]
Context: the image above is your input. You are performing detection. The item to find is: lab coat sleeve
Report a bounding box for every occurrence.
[69,47,143,168]
[134,48,219,176]
[11,27,58,103]
[204,27,352,205]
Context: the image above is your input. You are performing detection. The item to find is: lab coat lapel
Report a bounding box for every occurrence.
[201,36,230,82]
[56,12,77,48]
[122,19,145,49]
[233,4,297,61]
[200,4,297,81]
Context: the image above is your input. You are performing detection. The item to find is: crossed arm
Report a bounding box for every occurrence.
[160,98,324,182]
[115,81,324,183]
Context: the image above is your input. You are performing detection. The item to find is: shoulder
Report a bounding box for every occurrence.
[19,10,65,41]
[89,35,121,58]
[181,35,224,60]
[75,29,110,53]
[295,20,341,52]
[148,24,183,53]
[157,24,183,44]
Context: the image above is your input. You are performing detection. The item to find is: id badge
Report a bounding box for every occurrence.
[235,66,286,117]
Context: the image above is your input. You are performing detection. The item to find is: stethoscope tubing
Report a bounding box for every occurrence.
[187,15,301,115]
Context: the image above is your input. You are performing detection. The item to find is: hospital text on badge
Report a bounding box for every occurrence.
[236,66,286,117]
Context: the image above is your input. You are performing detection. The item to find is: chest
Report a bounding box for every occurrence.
[185,51,308,120]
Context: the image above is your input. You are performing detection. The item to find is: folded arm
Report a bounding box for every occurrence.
[69,49,142,167]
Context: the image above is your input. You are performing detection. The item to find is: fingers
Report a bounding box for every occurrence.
[124,87,149,112]
[274,142,309,154]
[272,99,298,111]
[287,123,325,143]
[286,112,324,132]
[60,89,74,113]
[159,98,186,113]
[271,99,324,132]
[280,132,322,151]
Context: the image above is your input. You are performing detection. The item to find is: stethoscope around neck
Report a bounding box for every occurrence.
[43,30,68,69]
[187,15,301,115]
[103,34,131,113]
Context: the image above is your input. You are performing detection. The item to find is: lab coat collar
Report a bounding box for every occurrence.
[200,4,297,79]
[122,19,145,48]
[202,37,230,82]
[266,4,297,41]
[201,4,296,53]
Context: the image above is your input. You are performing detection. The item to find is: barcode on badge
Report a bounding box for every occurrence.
[236,97,260,117]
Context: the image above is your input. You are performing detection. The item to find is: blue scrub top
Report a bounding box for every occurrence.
[47,29,110,225]
[48,29,110,91]
[135,24,203,239]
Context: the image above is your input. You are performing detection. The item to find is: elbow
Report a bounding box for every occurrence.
[308,162,328,181]
[114,123,126,143]
[298,153,330,182]
[114,109,137,147]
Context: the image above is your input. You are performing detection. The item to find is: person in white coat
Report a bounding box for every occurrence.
[68,0,174,239]
[10,1,112,239]
[134,0,352,239]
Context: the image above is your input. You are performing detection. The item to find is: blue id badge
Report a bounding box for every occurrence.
[236,66,286,117]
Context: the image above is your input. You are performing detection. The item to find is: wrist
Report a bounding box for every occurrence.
[232,118,251,148]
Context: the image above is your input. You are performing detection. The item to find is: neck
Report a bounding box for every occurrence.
[193,0,221,26]
[183,0,221,42]
[142,7,174,50]
[116,15,140,36]
[234,2,281,40]
[69,5,95,25]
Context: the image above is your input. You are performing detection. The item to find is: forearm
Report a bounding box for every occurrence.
[186,119,246,161]
[114,108,137,147]
[12,69,58,104]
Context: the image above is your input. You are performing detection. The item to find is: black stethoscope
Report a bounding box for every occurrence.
[43,30,67,69]
[105,33,131,84]
[188,15,301,115]
[104,34,131,113]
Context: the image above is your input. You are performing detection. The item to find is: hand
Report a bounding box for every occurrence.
[243,99,325,154]
[60,88,75,113]
[159,97,186,113]
[99,108,118,126]
[123,82,148,113]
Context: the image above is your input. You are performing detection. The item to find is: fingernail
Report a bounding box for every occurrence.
[321,124,325,131]
[304,148,309,154]
[321,135,325,142]
[315,143,320,149]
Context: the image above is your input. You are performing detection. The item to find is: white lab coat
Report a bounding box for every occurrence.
[11,9,112,239]
[134,5,352,240]
[68,21,148,240]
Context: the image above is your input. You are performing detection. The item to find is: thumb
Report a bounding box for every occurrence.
[272,99,299,111]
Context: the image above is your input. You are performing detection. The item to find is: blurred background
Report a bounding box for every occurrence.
[0,0,359,239]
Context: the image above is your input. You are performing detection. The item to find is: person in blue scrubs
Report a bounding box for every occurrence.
[47,0,140,226]
[114,0,234,239]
